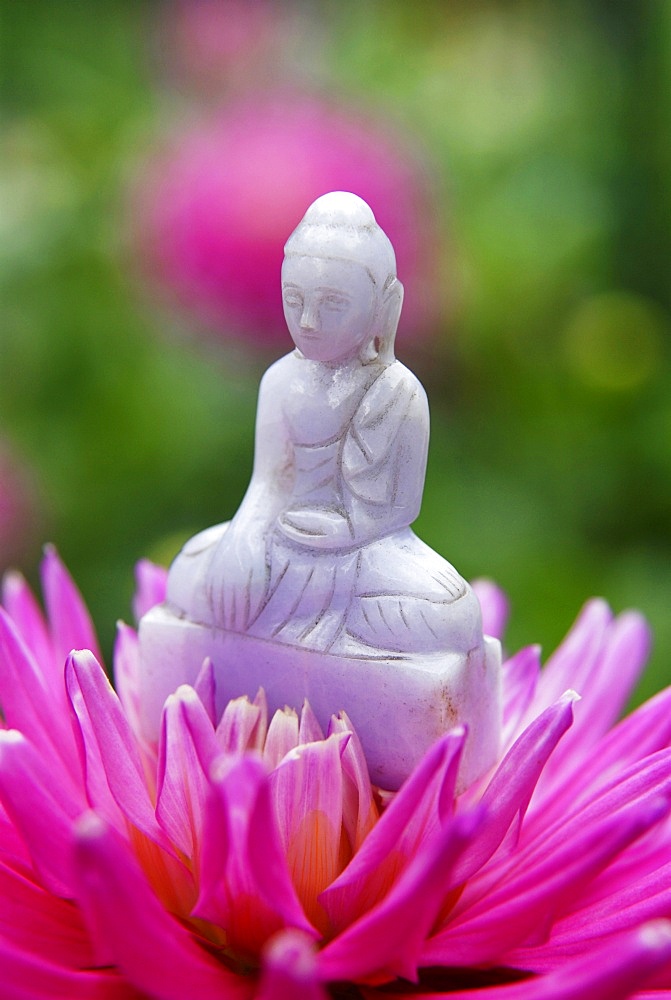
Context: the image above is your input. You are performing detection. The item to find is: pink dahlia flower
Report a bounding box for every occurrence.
[134,95,439,348]
[2,550,671,997]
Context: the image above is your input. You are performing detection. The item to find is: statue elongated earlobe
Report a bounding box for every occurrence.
[376,277,404,364]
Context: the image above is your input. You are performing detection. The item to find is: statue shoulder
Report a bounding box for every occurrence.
[258,351,299,395]
[357,360,428,426]
[343,361,429,504]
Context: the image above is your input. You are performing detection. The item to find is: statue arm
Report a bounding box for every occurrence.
[342,364,429,541]
[277,364,429,550]
[228,358,294,534]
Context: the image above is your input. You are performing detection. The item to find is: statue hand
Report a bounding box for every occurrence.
[277,507,353,549]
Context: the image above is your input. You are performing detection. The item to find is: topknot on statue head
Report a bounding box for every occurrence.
[284,191,398,292]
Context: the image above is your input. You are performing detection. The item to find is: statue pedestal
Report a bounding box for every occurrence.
[139,604,502,791]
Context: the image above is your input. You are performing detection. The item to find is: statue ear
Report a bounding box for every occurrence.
[376,277,403,363]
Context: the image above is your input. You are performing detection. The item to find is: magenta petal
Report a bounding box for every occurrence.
[194,657,217,724]
[518,599,611,733]
[216,692,267,754]
[41,545,102,667]
[321,730,464,934]
[318,808,482,984]
[532,610,652,799]
[256,930,329,1000]
[471,578,509,640]
[271,732,350,852]
[0,935,141,1000]
[112,622,142,737]
[195,755,314,956]
[572,609,651,739]
[451,693,577,889]
[374,921,671,1000]
[73,812,251,999]
[0,857,93,967]
[156,685,218,857]
[515,856,671,969]
[425,759,671,965]
[132,558,168,621]
[65,650,167,847]
[500,645,541,746]
[328,711,378,851]
[0,607,80,790]
[1,570,54,681]
[246,767,319,936]
[0,731,81,896]
[263,707,300,767]
[526,684,671,837]
[299,700,325,744]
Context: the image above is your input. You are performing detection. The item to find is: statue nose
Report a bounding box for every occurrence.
[300,299,318,331]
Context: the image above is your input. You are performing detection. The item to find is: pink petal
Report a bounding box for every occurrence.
[317,807,482,984]
[471,578,509,640]
[112,622,142,736]
[0,730,81,896]
[65,650,167,847]
[1,570,53,680]
[525,684,671,838]
[425,760,671,965]
[514,599,611,737]
[216,691,267,754]
[370,921,671,1000]
[256,930,329,1000]
[450,693,577,891]
[263,707,300,767]
[321,730,464,934]
[156,685,218,857]
[0,607,81,792]
[531,610,652,799]
[73,812,251,999]
[512,858,671,968]
[41,545,102,666]
[270,733,350,933]
[500,645,541,746]
[328,710,378,852]
[299,700,325,744]
[0,857,93,967]
[0,935,142,1000]
[571,609,651,741]
[247,763,320,937]
[132,558,168,621]
[195,755,315,958]
[194,657,217,724]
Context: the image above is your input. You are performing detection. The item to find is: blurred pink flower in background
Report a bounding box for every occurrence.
[160,0,282,93]
[134,95,440,349]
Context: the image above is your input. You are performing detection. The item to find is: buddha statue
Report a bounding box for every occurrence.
[139,192,501,790]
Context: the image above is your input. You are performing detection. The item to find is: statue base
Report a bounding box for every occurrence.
[138,603,502,792]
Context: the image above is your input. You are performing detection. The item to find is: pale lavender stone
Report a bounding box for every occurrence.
[139,192,502,790]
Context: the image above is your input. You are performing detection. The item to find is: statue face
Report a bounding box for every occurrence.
[281,256,377,363]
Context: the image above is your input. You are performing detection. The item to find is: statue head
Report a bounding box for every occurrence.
[282,192,404,363]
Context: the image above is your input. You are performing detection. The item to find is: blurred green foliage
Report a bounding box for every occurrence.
[2,0,671,701]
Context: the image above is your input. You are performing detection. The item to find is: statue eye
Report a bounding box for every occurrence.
[283,290,303,309]
[322,294,350,311]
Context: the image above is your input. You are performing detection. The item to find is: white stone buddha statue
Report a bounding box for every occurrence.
[167,192,479,657]
[139,192,501,790]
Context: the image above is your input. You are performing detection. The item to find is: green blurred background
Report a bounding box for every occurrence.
[2,0,670,702]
